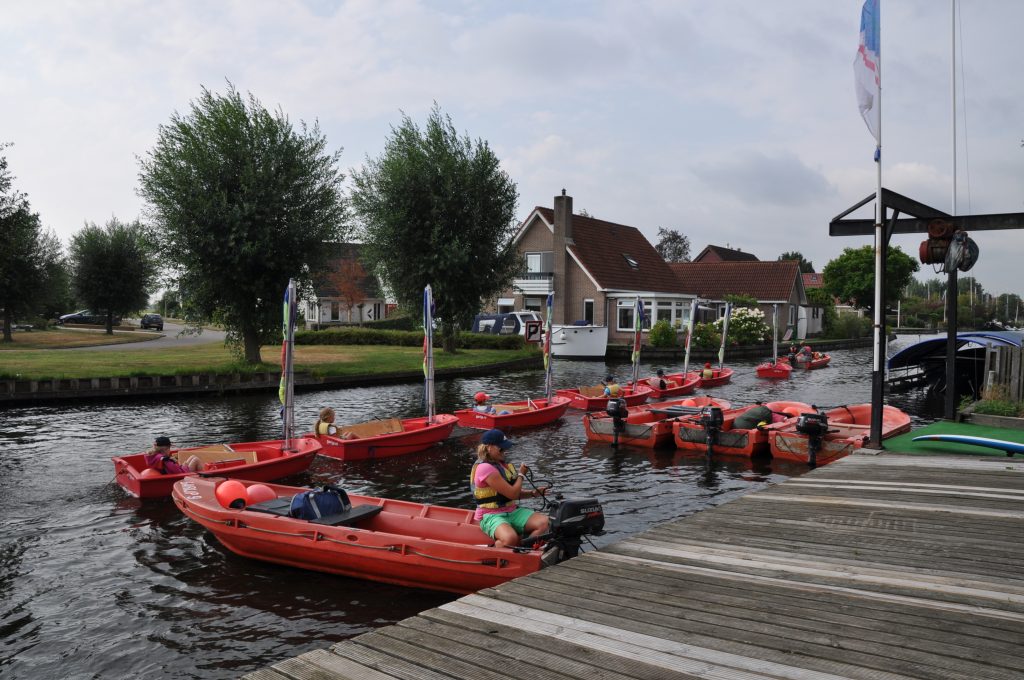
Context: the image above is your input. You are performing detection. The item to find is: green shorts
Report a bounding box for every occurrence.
[479,507,535,539]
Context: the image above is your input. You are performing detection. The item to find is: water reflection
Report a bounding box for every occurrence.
[0,343,937,678]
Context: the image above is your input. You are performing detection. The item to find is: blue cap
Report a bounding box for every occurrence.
[481,428,512,449]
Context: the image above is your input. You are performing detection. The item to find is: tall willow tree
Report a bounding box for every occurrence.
[138,83,348,363]
[351,106,520,352]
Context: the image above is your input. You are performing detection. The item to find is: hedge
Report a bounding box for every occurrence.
[295,327,526,350]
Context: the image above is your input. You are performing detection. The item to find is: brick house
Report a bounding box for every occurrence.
[304,243,389,329]
[692,244,760,263]
[669,260,813,338]
[492,191,696,344]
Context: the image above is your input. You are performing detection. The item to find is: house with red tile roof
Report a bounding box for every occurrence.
[693,244,760,263]
[802,271,863,324]
[670,260,817,338]
[304,243,389,328]
[491,191,696,344]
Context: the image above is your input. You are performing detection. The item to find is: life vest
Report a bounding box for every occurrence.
[604,383,621,397]
[315,421,334,435]
[702,368,714,379]
[470,460,517,509]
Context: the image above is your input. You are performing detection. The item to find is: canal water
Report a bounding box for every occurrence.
[0,341,941,679]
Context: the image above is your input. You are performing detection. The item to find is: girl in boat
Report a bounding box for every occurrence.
[701,362,714,380]
[471,429,550,549]
[601,375,621,398]
[144,436,203,473]
[472,392,510,416]
[313,407,358,440]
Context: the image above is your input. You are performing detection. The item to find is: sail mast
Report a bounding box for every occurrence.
[717,302,732,370]
[683,298,698,376]
[423,285,435,423]
[280,279,297,449]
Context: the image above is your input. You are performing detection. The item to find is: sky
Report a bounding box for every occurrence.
[3,0,1023,297]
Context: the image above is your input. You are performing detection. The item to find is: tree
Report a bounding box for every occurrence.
[138,83,348,362]
[778,251,814,273]
[821,245,919,316]
[329,258,367,322]
[723,293,759,309]
[69,218,159,334]
[352,105,520,352]
[0,148,67,341]
[655,227,691,263]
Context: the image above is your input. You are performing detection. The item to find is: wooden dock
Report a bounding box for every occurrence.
[244,453,1024,680]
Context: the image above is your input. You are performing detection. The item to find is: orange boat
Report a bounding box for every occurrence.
[314,414,458,461]
[698,366,734,388]
[454,396,571,430]
[112,437,321,499]
[172,476,604,594]
[583,396,732,448]
[641,372,700,399]
[769,403,911,465]
[555,383,653,411]
[755,361,793,379]
[674,401,814,458]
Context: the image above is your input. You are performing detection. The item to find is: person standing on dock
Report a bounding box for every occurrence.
[470,429,549,549]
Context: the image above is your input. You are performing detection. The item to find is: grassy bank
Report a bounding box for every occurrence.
[0,344,539,380]
[0,329,157,350]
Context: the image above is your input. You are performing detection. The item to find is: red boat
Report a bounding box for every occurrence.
[172,476,604,594]
[798,353,831,369]
[641,372,700,399]
[698,366,734,388]
[755,361,793,379]
[315,414,459,461]
[584,395,732,448]
[674,401,814,457]
[455,396,570,430]
[555,383,653,411]
[112,437,321,499]
[769,403,911,465]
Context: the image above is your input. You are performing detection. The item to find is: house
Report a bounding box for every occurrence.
[669,260,811,337]
[804,271,863,320]
[492,191,695,344]
[800,273,825,336]
[692,245,760,263]
[304,243,388,329]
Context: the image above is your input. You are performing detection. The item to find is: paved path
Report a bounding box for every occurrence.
[66,321,226,351]
[244,452,1024,680]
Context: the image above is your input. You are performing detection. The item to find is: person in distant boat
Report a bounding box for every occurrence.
[470,429,550,549]
[796,345,813,363]
[313,407,357,439]
[144,436,203,474]
[650,368,672,391]
[701,362,715,380]
[787,344,799,363]
[473,392,511,415]
[601,375,621,397]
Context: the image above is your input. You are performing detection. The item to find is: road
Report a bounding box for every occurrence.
[67,321,227,351]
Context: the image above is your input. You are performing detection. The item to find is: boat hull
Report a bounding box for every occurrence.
[643,372,700,399]
[316,414,458,461]
[172,476,543,594]
[112,437,321,499]
[755,362,792,379]
[555,384,653,411]
[674,401,814,457]
[698,367,734,388]
[769,404,911,464]
[584,396,732,448]
[549,324,608,359]
[455,396,570,430]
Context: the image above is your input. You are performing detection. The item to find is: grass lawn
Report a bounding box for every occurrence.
[0,329,156,350]
[0,343,539,380]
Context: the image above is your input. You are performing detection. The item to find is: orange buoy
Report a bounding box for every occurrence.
[139,468,162,479]
[246,483,277,505]
[215,479,248,509]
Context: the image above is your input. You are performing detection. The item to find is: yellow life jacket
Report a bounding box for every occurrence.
[315,421,334,435]
[702,368,714,379]
[470,460,517,509]
[605,383,621,397]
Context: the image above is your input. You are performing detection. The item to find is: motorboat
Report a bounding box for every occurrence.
[455,396,571,430]
[556,383,653,411]
[641,372,700,399]
[673,401,814,458]
[584,395,731,448]
[314,415,459,461]
[769,404,912,465]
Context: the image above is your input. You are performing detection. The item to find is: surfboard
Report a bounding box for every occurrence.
[911,434,1024,456]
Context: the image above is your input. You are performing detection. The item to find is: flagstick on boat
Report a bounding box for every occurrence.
[756,304,792,379]
[280,279,297,448]
[699,302,734,387]
[456,291,570,430]
[630,296,644,390]
[315,284,458,460]
[682,298,699,381]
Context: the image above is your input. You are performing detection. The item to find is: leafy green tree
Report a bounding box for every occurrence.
[821,245,919,316]
[778,251,814,273]
[352,105,519,352]
[0,148,67,341]
[723,293,759,309]
[655,228,691,263]
[69,218,159,334]
[138,83,348,362]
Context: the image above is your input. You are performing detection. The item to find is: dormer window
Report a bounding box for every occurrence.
[622,254,639,269]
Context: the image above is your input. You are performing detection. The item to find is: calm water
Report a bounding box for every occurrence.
[0,341,941,679]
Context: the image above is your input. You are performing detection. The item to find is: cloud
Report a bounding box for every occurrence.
[692,150,835,207]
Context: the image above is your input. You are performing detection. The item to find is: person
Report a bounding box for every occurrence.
[144,436,202,474]
[601,375,621,398]
[701,362,715,380]
[796,345,813,363]
[313,407,338,436]
[470,428,550,549]
[651,368,670,391]
[472,392,510,415]
[733,403,774,430]
[787,344,799,363]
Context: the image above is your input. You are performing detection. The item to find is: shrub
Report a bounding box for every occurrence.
[827,314,870,339]
[294,327,525,350]
[720,306,770,345]
[363,314,416,331]
[692,322,720,349]
[648,320,677,348]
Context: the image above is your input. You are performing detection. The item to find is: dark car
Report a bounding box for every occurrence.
[140,313,164,331]
[58,310,122,326]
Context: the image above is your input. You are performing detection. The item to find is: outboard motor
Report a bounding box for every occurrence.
[795,411,829,467]
[520,497,604,565]
[605,398,629,447]
[699,406,724,460]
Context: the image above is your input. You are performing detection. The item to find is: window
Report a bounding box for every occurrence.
[812,307,820,319]
[583,299,594,324]
[616,299,652,331]
[617,306,634,331]
[330,302,340,320]
[622,254,639,269]
[524,297,542,312]
[526,253,542,273]
[657,301,672,324]
[788,305,797,326]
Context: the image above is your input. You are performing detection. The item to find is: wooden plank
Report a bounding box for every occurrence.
[241,670,292,680]
[330,638,462,680]
[748,494,1024,519]
[787,478,1024,495]
[271,649,402,680]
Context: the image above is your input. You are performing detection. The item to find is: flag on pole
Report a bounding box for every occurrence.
[854,0,881,145]
[278,283,293,407]
[631,297,645,387]
[543,292,554,400]
[422,285,435,422]
[717,302,732,368]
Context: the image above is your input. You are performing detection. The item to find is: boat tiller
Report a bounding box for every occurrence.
[795,411,829,467]
[605,398,629,447]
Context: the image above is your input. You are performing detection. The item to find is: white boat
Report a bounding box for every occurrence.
[549,323,608,359]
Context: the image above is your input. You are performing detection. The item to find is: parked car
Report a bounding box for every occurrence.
[140,313,164,331]
[58,310,122,326]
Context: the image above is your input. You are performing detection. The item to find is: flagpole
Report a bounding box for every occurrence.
[683,298,698,376]
[423,285,435,423]
[544,291,554,402]
[631,296,643,388]
[281,279,296,448]
[717,302,732,370]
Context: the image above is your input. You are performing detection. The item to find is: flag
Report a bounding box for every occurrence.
[631,298,645,365]
[543,292,553,372]
[854,0,880,144]
[278,284,291,406]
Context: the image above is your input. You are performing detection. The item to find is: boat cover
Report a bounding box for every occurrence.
[887,331,1023,370]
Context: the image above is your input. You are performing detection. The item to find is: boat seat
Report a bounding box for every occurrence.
[183,445,259,466]
[339,418,404,439]
[247,496,383,526]
[578,385,606,398]
[493,403,530,412]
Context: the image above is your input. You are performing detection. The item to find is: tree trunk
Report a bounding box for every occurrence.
[243,327,263,364]
[441,322,458,354]
[2,308,13,343]
[106,311,114,335]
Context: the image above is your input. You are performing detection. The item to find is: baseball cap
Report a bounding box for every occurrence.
[481,428,512,449]
[155,436,171,447]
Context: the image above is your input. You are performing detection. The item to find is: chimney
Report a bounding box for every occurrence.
[552,190,573,324]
